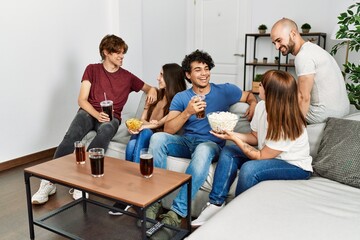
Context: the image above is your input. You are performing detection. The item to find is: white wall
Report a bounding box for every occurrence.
[1,0,357,163]
[0,0,145,162]
[142,0,187,87]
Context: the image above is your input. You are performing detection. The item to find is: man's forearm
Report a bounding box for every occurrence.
[164,111,191,134]
[245,91,257,105]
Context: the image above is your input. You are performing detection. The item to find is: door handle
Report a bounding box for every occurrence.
[234,53,245,57]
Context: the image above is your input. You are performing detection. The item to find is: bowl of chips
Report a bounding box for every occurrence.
[125,118,143,131]
[207,111,238,134]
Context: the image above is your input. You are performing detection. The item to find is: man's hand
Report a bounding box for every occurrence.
[187,96,206,116]
[146,87,157,104]
[240,91,257,121]
[97,112,110,123]
[245,102,256,121]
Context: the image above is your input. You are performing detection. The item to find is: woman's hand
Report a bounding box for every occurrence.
[128,128,141,134]
[210,130,237,141]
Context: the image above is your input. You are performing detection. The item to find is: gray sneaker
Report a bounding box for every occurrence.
[137,202,162,228]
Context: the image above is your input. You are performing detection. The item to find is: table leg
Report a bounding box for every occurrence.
[140,207,146,240]
[24,172,35,240]
[82,191,87,213]
[187,178,192,233]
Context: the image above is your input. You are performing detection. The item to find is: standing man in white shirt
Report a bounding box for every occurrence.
[271,18,349,124]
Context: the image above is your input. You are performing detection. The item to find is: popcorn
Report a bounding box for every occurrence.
[207,111,238,133]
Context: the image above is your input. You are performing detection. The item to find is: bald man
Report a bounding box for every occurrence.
[271,18,349,124]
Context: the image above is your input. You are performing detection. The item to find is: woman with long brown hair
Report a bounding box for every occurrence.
[192,69,313,227]
[125,63,187,163]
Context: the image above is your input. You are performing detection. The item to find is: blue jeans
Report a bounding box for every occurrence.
[125,128,153,163]
[149,132,221,218]
[53,109,120,159]
[209,145,311,205]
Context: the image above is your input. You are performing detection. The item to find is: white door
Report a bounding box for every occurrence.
[194,0,250,89]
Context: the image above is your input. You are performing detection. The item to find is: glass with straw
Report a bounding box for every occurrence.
[100,92,113,121]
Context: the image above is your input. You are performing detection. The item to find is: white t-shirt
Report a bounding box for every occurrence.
[250,101,313,172]
[295,42,349,124]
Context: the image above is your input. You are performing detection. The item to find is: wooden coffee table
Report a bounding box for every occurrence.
[24,154,192,240]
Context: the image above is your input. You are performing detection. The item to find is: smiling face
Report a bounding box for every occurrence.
[185,61,211,91]
[271,26,296,56]
[104,48,125,68]
[270,18,303,56]
[157,68,166,90]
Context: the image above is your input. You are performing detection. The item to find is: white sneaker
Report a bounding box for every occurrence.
[69,189,89,200]
[191,202,225,227]
[31,180,56,204]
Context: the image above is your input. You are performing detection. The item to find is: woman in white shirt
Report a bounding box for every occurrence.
[192,69,313,226]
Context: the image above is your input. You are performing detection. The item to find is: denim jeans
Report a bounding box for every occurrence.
[209,144,311,205]
[53,109,120,159]
[149,132,221,218]
[125,128,153,163]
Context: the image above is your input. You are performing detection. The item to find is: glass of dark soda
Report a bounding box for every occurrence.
[100,100,113,121]
[89,148,105,177]
[74,141,86,164]
[139,148,153,178]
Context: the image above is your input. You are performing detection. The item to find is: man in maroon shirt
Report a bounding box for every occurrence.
[32,34,157,205]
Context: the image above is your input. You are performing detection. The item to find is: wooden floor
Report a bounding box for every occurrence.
[0,158,157,240]
[0,157,67,240]
[0,157,197,240]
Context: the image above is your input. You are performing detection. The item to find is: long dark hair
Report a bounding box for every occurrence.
[262,70,306,141]
[146,63,187,120]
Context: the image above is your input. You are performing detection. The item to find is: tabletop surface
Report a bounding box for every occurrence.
[25,154,191,207]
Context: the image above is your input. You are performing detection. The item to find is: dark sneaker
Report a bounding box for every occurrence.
[150,210,181,240]
[108,202,131,216]
[137,201,162,228]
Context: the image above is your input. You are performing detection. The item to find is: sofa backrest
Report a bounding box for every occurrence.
[230,102,251,134]
[135,93,147,119]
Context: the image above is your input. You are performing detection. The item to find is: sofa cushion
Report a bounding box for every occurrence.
[187,177,360,240]
[313,117,360,189]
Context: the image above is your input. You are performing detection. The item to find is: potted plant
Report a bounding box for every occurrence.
[258,24,267,34]
[253,57,258,63]
[263,57,268,64]
[252,74,263,93]
[301,23,311,33]
[330,2,360,110]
